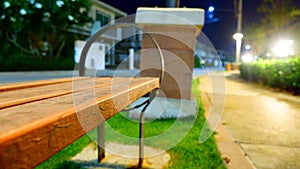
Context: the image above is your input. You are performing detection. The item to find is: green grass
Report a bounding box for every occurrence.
[36,79,225,169]
[166,79,225,168]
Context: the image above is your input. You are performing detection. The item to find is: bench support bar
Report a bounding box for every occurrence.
[138,100,150,168]
[97,124,105,162]
[96,89,156,167]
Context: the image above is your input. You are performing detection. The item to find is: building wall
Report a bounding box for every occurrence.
[90,3,116,24]
[75,1,127,69]
[75,40,105,70]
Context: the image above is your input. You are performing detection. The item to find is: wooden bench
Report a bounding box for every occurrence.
[0,76,159,168]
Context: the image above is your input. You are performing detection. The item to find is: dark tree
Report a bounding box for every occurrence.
[0,0,92,58]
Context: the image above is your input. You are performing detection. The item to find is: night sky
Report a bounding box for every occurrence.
[99,0,265,55]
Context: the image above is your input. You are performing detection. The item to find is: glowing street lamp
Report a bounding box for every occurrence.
[266,52,272,57]
[233,33,243,64]
[207,5,215,19]
[241,53,254,63]
[208,6,215,12]
[233,33,243,40]
[245,44,251,50]
[272,39,294,58]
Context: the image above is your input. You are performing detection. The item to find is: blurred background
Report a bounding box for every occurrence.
[0,0,300,71]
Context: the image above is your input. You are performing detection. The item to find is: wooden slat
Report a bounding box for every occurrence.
[0,77,159,169]
[0,77,87,92]
[0,77,127,109]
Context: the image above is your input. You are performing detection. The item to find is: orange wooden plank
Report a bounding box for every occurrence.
[0,77,127,109]
[0,77,159,169]
[0,77,87,92]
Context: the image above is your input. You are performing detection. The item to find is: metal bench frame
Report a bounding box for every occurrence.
[79,23,164,168]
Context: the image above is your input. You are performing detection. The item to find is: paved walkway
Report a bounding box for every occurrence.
[199,71,300,169]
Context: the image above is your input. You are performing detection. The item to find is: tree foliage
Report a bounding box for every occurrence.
[258,0,295,34]
[0,0,92,58]
[244,0,300,56]
[291,8,300,17]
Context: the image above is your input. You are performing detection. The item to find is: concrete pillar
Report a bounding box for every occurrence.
[136,8,204,100]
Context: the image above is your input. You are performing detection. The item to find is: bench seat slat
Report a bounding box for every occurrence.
[0,77,159,169]
[0,77,87,92]
[0,77,127,109]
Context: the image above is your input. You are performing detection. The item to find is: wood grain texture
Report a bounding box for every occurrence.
[0,77,87,92]
[0,77,159,169]
[0,77,126,109]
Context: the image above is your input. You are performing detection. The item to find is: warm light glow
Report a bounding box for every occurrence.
[233,33,243,64]
[241,53,254,63]
[233,33,243,40]
[289,50,295,56]
[272,40,294,58]
[245,45,251,50]
[266,52,272,57]
[208,6,215,12]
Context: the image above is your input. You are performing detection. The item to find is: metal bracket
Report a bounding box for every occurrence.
[78,23,164,166]
[138,99,150,168]
[124,89,159,168]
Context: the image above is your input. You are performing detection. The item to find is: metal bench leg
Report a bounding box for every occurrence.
[138,100,150,168]
[97,123,105,162]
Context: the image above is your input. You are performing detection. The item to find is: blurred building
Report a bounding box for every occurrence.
[195,42,222,67]
[74,0,230,70]
[74,0,129,70]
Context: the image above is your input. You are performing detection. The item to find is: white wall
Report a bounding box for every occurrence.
[75,40,105,70]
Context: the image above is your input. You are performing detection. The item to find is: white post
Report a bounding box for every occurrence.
[236,38,242,64]
[129,48,134,70]
[233,33,243,65]
[236,0,243,64]
[111,41,116,66]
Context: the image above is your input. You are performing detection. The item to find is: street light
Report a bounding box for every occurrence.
[241,53,254,63]
[233,32,243,64]
[245,44,251,50]
[208,6,215,12]
[207,5,215,19]
[233,33,243,40]
[234,0,243,65]
[272,39,295,58]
